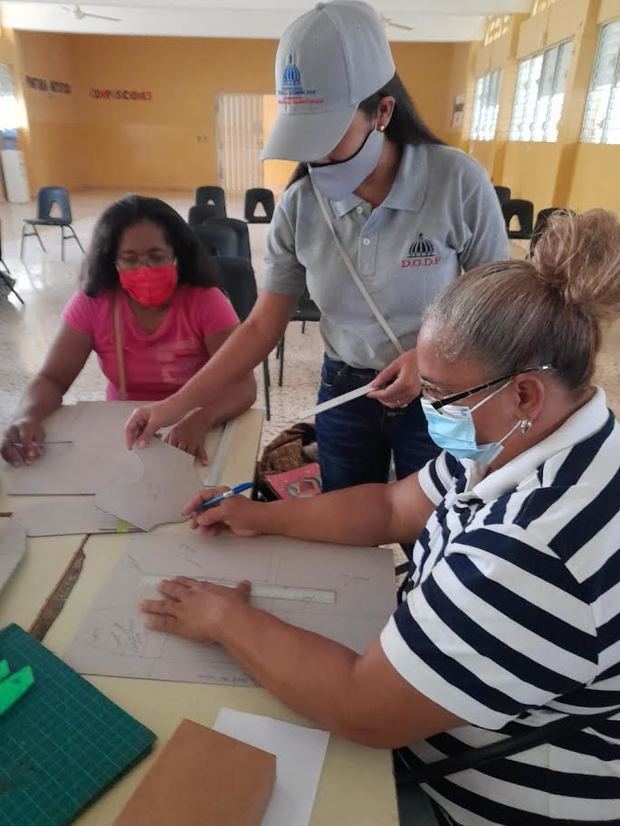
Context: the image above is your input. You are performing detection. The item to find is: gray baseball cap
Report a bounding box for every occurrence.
[261,1,395,163]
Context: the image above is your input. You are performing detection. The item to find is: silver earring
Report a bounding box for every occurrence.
[379,125,386,132]
[519,419,532,434]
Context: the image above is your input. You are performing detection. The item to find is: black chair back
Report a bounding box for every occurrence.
[244,188,275,223]
[194,223,240,259]
[494,186,511,207]
[214,256,258,321]
[188,204,222,229]
[195,186,226,218]
[502,198,534,240]
[292,289,321,323]
[194,218,251,262]
[37,186,72,224]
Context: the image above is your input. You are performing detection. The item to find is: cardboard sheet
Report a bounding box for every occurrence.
[214,709,329,826]
[63,530,396,686]
[95,439,203,531]
[0,516,26,594]
[114,719,276,826]
[11,497,139,537]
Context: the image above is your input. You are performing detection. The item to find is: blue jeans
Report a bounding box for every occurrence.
[316,355,439,492]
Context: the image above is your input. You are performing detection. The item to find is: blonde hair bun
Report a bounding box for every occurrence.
[532,209,620,323]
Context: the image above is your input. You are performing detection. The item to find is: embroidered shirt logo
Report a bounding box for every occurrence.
[277,55,324,107]
[401,233,441,268]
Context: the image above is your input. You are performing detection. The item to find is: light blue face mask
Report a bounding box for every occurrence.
[421,382,521,465]
[308,128,384,201]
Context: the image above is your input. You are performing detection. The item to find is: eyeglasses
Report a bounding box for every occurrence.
[423,364,554,413]
[115,252,174,270]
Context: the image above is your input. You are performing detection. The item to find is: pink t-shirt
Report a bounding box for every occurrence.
[62,285,238,400]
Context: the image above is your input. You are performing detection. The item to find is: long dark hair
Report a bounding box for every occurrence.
[287,72,444,188]
[81,194,219,297]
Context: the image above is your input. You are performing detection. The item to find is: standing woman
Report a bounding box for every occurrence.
[125,0,509,492]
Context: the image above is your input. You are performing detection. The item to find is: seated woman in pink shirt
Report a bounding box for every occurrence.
[1,195,256,466]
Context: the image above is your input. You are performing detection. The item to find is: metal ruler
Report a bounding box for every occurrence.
[142,575,335,604]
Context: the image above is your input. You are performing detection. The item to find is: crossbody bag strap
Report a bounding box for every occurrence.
[114,292,128,401]
[311,178,405,356]
[396,706,619,785]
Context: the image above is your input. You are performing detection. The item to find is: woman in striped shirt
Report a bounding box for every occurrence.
[143,209,620,826]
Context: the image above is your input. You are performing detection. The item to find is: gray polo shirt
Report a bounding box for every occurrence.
[263,143,509,370]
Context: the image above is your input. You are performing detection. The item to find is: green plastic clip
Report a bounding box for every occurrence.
[0,661,35,715]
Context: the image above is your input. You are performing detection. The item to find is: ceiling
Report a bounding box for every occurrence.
[0,1,531,42]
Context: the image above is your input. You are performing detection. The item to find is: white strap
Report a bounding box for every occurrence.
[311,178,405,356]
[298,381,374,420]
[114,292,128,401]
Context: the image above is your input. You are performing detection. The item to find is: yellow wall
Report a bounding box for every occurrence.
[12,31,473,193]
[17,32,80,189]
[9,0,620,211]
[455,0,620,215]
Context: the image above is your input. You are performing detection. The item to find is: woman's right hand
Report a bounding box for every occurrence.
[182,487,266,538]
[125,396,186,449]
[1,417,45,466]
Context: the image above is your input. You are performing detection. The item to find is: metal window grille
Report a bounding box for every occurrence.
[470,68,502,141]
[509,39,572,142]
[581,19,620,144]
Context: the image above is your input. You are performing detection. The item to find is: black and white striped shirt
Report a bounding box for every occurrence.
[381,387,620,825]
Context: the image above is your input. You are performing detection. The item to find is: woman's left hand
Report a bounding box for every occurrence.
[165,409,209,464]
[366,348,420,408]
[141,576,252,643]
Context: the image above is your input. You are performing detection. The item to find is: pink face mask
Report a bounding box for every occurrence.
[118,263,178,307]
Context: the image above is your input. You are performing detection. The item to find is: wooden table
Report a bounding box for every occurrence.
[1,407,398,825]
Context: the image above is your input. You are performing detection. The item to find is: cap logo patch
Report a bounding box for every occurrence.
[277,54,325,107]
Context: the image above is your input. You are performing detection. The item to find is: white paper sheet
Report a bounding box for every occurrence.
[214,709,329,826]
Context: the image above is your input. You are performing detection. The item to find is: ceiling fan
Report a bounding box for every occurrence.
[60,4,121,22]
[379,13,414,32]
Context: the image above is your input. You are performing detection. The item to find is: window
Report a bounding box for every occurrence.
[470,69,501,141]
[581,20,620,144]
[0,65,18,133]
[509,40,572,142]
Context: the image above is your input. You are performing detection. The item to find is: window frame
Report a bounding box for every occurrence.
[509,39,573,143]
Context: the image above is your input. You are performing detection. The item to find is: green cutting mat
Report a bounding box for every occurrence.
[0,624,156,825]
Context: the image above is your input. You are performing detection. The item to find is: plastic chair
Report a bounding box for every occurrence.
[244,188,275,223]
[530,207,573,256]
[502,198,534,240]
[188,203,225,226]
[188,205,218,230]
[494,186,511,207]
[215,256,272,420]
[21,187,85,262]
[0,219,23,304]
[276,289,321,387]
[193,223,241,259]
[195,186,226,219]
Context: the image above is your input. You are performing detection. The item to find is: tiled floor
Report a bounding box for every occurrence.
[1,189,618,456]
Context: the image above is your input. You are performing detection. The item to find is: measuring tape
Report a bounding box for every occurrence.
[142,575,335,605]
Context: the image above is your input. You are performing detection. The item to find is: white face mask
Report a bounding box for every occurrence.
[308,128,384,200]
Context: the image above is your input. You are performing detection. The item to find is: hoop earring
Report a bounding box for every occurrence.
[519,419,532,434]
